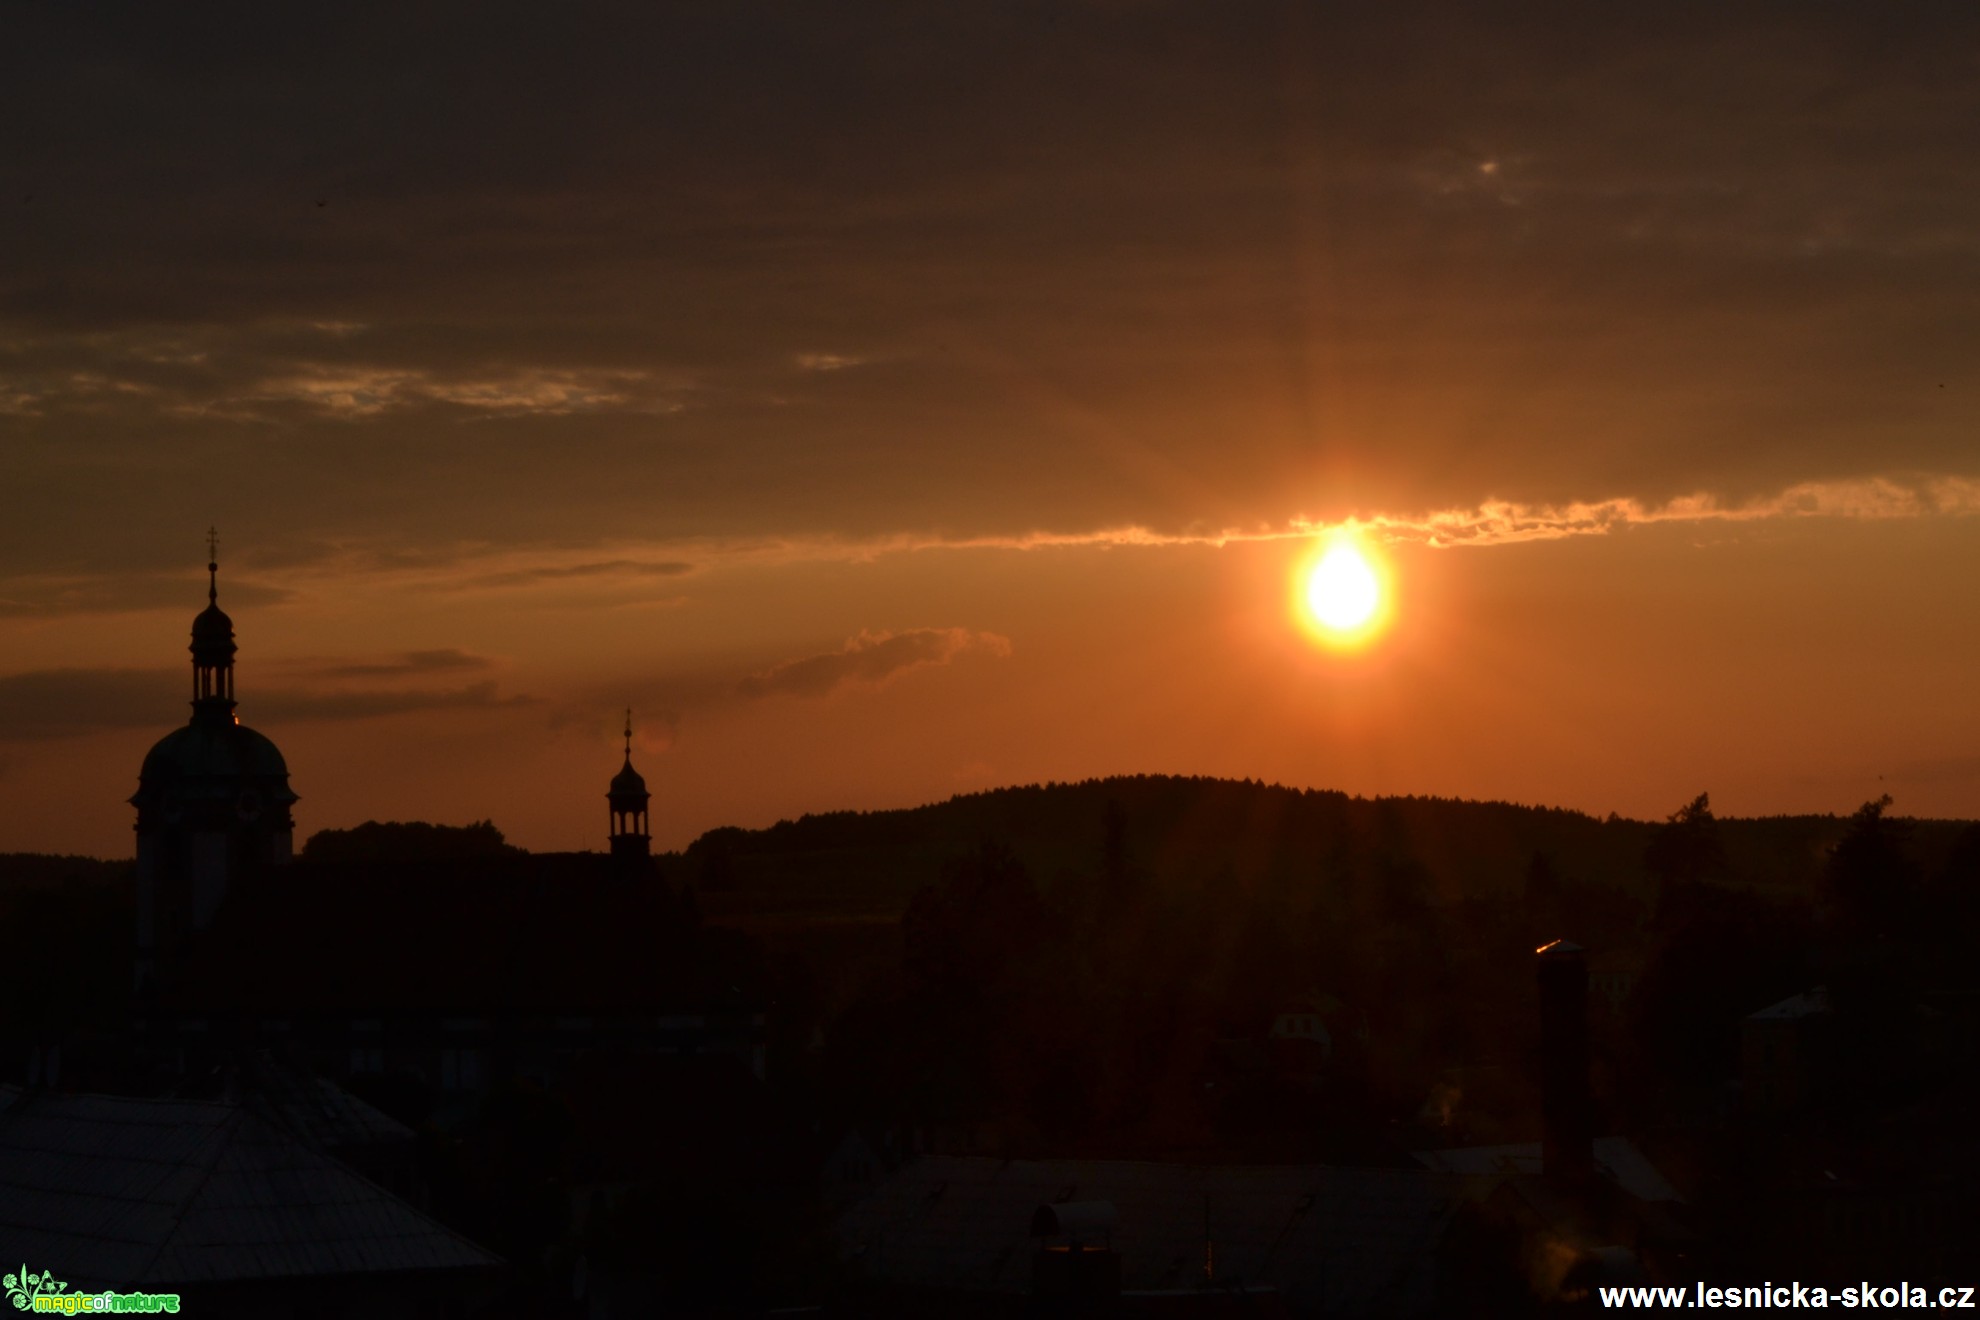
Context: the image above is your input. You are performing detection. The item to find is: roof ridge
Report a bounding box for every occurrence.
[46,1087,238,1114]
[132,1103,247,1284]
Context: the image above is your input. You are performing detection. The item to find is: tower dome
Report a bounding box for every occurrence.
[609,756,649,803]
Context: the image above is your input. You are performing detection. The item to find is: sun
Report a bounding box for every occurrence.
[1297,534,1391,646]
[1307,542,1380,630]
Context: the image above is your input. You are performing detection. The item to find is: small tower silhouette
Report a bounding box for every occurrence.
[608,709,652,862]
[190,527,237,715]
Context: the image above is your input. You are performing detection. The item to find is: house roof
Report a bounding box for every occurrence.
[0,1085,501,1290]
[836,1156,1467,1316]
[241,1067,414,1152]
[1747,988,1831,1021]
[1410,1136,1683,1204]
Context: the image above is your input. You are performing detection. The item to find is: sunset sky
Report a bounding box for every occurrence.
[5,2,1979,858]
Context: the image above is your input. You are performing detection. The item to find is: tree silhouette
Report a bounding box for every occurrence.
[1824,795,1919,940]
[1629,886,1807,1086]
[1645,792,1725,927]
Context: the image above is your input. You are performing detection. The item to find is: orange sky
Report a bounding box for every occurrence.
[3,4,1979,856]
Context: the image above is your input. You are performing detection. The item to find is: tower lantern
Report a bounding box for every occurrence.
[608,709,652,862]
[190,526,237,715]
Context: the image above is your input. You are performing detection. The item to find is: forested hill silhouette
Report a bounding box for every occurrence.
[681,774,1980,924]
[0,853,130,891]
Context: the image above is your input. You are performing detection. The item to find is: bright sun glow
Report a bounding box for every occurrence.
[1298,535,1390,646]
[1306,543,1379,630]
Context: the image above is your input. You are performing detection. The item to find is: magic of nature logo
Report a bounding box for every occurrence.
[5,1267,181,1314]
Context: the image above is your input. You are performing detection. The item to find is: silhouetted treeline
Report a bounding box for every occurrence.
[682,775,1979,924]
[301,818,521,863]
[0,852,130,892]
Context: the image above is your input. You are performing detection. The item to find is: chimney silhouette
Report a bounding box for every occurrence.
[1030,1201,1122,1312]
[1536,938,1594,1183]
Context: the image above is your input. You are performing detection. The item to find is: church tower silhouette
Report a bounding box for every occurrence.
[130,532,297,989]
[608,709,652,862]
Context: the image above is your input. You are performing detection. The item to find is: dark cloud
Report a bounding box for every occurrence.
[465,560,695,589]
[735,628,1011,700]
[3,3,1980,576]
[566,626,1014,736]
[0,668,183,740]
[308,649,494,679]
[253,681,538,723]
[0,666,535,741]
[0,573,291,618]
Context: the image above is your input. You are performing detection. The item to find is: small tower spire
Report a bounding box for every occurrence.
[206,526,219,603]
[624,707,634,759]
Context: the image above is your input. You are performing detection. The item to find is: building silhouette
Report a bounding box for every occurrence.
[129,544,764,1105]
[131,538,297,992]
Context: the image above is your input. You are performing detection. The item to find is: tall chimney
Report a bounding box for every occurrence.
[1536,938,1593,1183]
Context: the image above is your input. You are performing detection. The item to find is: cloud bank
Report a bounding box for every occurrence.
[5,4,1980,581]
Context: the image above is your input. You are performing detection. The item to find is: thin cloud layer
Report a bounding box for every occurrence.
[735,628,1013,701]
[0,327,686,422]
[0,669,183,740]
[307,649,495,680]
[465,560,696,590]
[4,470,1972,631]
[222,364,677,421]
[0,665,535,742]
[558,626,1013,752]
[254,682,537,723]
[1379,476,1980,548]
[811,473,1980,558]
[0,573,292,619]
